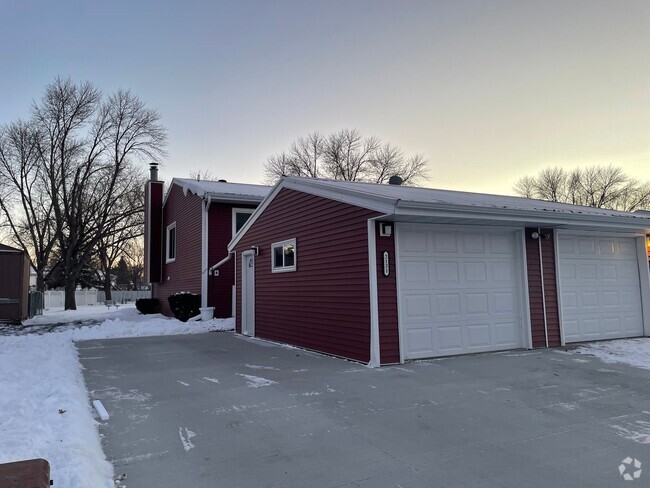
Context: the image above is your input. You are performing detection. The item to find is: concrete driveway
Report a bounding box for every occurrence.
[79,333,650,488]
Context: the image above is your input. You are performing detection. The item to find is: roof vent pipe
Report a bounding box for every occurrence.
[388,175,403,186]
[150,162,159,182]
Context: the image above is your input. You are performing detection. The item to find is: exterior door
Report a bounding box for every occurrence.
[241,252,255,336]
[397,224,524,359]
[557,235,644,342]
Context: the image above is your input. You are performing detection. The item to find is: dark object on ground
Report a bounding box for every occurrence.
[0,458,51,487]
[167,293,200,322]
[135,298,160,315]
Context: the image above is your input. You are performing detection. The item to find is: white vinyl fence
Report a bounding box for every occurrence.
[44,290,151,309]
[96,290,151,304]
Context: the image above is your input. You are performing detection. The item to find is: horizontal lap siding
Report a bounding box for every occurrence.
[376,224,400,364]
[234,188,380,362]
[152,184,202,316]
[525,228,561,348]
[207,204,257,318]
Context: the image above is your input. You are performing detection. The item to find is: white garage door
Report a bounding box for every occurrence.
[397,225,524,359]
[558,235,644,343]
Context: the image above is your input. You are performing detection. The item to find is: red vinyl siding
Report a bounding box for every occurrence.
[144,181,163,284]
[234,188,381,362]
[525,228,561,348]
[152,184,202,316]
[207,204,257,318]
[375,223,400,364]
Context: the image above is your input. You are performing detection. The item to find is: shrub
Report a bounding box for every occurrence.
[168,292,201,322]
[135,298,160,315]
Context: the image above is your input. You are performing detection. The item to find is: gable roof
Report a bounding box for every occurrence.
[229,177,650,250]
[0,243,24,253]
[167,178,271,205]
[286,178,650,220]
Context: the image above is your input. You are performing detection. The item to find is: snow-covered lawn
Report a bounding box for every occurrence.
[576,338,650,371]
[0,305,233,488]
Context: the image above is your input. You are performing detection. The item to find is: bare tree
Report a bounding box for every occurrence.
[189,169,218,181]
[1,78,166,309]
[0,120,57,292]
[513,166,650,211]
[96,173,145,300]
[263,129,429,186]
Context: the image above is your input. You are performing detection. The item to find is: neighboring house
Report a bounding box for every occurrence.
[144,164,270,317]
[228,176,650,366]
[0,244,30,323]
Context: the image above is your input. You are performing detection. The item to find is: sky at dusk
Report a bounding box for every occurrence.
[2,0,649,194]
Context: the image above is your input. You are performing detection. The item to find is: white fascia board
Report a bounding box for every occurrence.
[206,193,266,205]
[227,179,398,252]
[228,182,287,251]
[281,178,397,214]
[393,201,650,232]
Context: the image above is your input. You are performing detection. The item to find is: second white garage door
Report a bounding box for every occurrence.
[557,235,644,343]
[397,225,524,359]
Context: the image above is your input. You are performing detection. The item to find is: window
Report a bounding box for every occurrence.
[232,208,255,237]
[166,222,176,263]
[271,238,296,273]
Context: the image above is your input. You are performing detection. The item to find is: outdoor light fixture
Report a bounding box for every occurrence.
[251,246,260,256]
[531,231,540,239]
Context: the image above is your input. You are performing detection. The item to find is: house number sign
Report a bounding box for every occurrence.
[382,251,390,277]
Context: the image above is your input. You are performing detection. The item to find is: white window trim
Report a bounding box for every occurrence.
[232,208,255,238]
[271,238,297,273]
[166,222,177,263]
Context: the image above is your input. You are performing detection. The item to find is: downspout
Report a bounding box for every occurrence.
[201,196,211,309]
[209,251,235,275]
[367,217,381,367]
[537,227,549,348]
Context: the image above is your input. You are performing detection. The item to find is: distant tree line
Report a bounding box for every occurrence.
[514,166,650,212]
[263,129,429,185]
[0,78,166,309]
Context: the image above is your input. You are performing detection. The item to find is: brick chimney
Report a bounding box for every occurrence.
[144,163,164,284]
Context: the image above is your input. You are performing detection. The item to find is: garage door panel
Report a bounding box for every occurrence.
[558,235,643,343]
[434,261,460,282]
[433,231,457,252]
[399,225,524,358]
[403,295,431,319]
[402,261,430,284]
[405,328,434,356]
[438,326,463,351]
[436,294,461,316]
[491,234,515,254]
[466,324,490,348]
[493,321,520,346]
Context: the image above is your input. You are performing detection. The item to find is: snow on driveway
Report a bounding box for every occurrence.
[0,304,233,488]
[576,338,650,371]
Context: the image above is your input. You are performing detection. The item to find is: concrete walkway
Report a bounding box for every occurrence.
[79,333,650,488]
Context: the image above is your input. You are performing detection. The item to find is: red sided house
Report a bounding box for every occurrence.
[228,176,650,366]
[144,165,270,317]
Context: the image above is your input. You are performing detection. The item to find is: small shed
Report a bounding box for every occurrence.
[0,243,30,323]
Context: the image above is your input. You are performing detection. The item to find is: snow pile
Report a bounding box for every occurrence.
[576,338,650,371]
[21,304,234,339]
[0,333,114,487]
[0,305,235,487]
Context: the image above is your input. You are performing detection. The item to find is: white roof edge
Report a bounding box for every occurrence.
[227,176,650,254]
[164,177,269,206]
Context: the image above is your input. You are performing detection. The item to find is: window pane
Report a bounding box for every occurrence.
[273,246,283,268]
[169,227,176,259]
[235,212,251,232]
[284,244,294,267]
